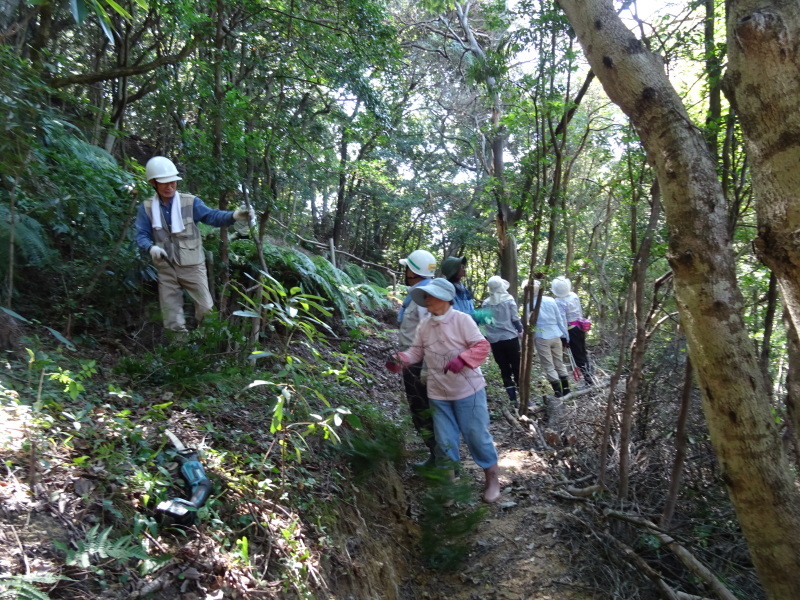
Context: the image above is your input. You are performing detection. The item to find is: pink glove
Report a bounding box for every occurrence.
[386,356,405,373]
[444,356,466,374]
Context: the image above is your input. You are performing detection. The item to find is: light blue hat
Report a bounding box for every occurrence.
[411,277,456,305]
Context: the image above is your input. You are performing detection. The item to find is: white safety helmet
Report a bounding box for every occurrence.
[399,249,436,278]
[551,276,571,298]
[145,156,182,183]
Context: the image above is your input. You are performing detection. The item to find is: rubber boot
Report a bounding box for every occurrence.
[559,377,571,396]
[483,463,501,503]
[505,386,517,406]
[413,448,437,470]
[550,380,563,398]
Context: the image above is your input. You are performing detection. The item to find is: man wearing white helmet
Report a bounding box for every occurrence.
[551,276,593,385]
[395,249,438,467]
[134,156,254,333]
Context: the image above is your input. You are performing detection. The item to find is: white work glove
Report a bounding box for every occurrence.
[150,245,168,262]
[233,207,256,224]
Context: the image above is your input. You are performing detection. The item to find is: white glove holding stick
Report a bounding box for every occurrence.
[233,206,256,227]
[150,245,168,262]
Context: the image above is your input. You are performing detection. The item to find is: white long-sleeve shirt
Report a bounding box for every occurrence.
[554,291,583,324]
[531,296,568,340]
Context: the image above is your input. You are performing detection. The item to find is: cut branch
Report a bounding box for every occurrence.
[605,510,739,600]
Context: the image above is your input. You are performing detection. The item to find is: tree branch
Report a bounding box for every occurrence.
[49,42,197,88]
[604,510,740,600]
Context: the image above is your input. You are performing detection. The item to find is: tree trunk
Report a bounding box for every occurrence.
[212,0,231,315]
[723,3,800,345]
[661,356,694,529]
[784,308,800,472]
[618,181,661,500]
[333,123,351,249]
[759,272,778,376]
[557,1,800,596]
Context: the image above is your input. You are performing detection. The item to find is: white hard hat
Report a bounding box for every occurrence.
[400,249,436,278]
[145,156,182,183]
[551,276,571,297]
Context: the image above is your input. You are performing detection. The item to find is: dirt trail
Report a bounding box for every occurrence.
[384,373,602,600]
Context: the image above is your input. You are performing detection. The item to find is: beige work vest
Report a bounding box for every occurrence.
[144,193,204,266]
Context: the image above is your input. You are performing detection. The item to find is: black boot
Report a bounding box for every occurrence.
[505,386,517,406]
[413,449,437,470]
[550,380,563,398]
[559,377,571,396]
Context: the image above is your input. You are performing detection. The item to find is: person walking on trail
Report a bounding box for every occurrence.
[395,249,439,468]
[386,278,502,504]
[135,156,254,333]
[480,276,524,406]
[441,256,475,315]
[529,280,571,398]
[551,276,593,385]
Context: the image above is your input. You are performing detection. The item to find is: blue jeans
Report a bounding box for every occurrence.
[430,389,498,469]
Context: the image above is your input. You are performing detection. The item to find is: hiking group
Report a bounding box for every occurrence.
[134,156,594,506]
[386,249,595,504]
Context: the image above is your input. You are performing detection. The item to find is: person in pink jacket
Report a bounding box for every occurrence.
[386,278,501,503]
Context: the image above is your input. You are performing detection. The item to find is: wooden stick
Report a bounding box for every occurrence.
[605,510,740,600]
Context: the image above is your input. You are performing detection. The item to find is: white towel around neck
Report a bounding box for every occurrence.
[150,192,186,234]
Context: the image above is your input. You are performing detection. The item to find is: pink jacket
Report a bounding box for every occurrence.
[399,307,490,401]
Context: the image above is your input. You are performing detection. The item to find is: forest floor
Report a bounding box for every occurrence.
[398,406,603,600]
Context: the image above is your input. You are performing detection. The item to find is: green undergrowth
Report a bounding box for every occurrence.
[0,261,479,599]
[0,255,488,598]
[0,324,406,597]
[230,238,393,329]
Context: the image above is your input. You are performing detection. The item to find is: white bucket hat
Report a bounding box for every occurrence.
[410,277,456,305]
[551,276,571,297]
[487,276,510,294]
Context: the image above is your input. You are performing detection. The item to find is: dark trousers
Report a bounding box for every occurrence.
[402,361,436,451]
[490,337,521,389]
[568,327,592,381]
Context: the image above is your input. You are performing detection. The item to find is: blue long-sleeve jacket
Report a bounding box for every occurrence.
[135,195,235,252]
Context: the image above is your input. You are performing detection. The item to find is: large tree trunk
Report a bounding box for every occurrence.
[556,1,800,597]
[723,3,800,476]
[723,4,800,340]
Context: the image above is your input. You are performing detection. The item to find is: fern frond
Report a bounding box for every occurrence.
[56,524,149,567]
[107,535,150,561]
[259,241,390,318]
[0,204,53,269]
[0,573,63,600]
[348,283,391,311]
